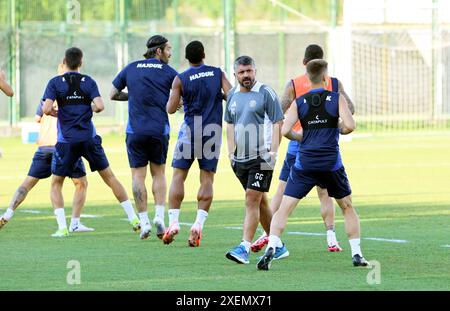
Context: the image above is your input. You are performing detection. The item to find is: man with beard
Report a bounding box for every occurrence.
[110,35,178,240]
[224,56,285,264]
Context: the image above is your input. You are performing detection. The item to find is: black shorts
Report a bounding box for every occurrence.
[284,166,352,200]
[29,149,86,179]
[126,133,169,167]
[232,158,274,192]
[52,136,109,177]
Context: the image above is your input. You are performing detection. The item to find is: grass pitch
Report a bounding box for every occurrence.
[0,130,449,290]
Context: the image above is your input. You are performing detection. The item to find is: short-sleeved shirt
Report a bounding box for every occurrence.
[295,88,342,171]
[43,72,100,143]
[112,58,178,137]
[225,82,284,163]
[178,64,223,129]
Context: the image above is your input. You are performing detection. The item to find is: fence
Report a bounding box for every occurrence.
[0,0,449,132]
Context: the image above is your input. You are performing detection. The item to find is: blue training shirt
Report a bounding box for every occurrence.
[43,72,100,143]
[294,88,342,171]
[112,58,178,137]
[287,77,339,156]
[178,64,223,129]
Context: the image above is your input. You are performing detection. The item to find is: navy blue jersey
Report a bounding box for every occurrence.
[43,72,100,143]
[112,58,178,137]
[178,65,223,128]
[287,77,339,156]
[294,88,342,171]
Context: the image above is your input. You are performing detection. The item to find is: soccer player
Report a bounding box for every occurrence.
[0,68,14,97]
[0,98,91,232]
[43,47,139,237]
[257,59,368,270]
[224,56,285,264]
[164,41,232,246]
[251,44,355,253]
[110,35,178,240]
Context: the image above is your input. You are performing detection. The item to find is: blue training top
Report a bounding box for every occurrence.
[287,77,339,155]
[294,88,342,171]
[112,58,178,137]
[178,64,223,129]
[43,72,100,143]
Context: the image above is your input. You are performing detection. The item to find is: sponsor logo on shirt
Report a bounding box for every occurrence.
[308,115,328,125]
[189,71,214,81]
[136,63,163,69]
[66,91,85,100]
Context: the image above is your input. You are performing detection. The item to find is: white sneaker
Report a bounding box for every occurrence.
[140,223,152,240]
[153,217,165,240]
[69,223,95,233]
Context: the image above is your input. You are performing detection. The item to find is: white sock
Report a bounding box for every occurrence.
[121,200,137,222]
[267,234,283,250]
[195,210,208,229]
[70,217,80,228]
[240,240,251,253]
[54,208,67,230]
[154,205,165,220]
[349,238,363,257]
[327,229,338,246]
[3,208,14,221]
[168,209,180,225]
[138,212,150,227]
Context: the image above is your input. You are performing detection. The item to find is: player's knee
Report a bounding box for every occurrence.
[245,190,262,205]
[75,178,88,190]
[339,197,353,210]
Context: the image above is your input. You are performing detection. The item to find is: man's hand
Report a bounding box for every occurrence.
[262,151,278,170]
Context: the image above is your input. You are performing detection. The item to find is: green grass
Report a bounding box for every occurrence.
[0,131,449,290]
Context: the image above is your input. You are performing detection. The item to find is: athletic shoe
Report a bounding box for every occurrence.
[69,223,95,233]
[328,243,343,252]
[257,247,275,270]
[140,223,152,240]
[352,254,369,267]
[250,234,269,253]
[225,245,250,264]
[257,243,290,261]
[130,217,141,233]
[51,228,69,238]
[162,222,180,245]
[188,222,202,247]
[153,217,165,240]
[0,217,8,230]
[273,243,289,260]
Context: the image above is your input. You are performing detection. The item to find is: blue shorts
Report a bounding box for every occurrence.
[52,135,109,177]
[171,134,221,173]
[279,152,296,182]
[28,148,86,179]
[126,133,169,167]
[284,166,352,200]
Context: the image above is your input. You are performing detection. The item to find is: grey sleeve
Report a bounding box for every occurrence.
[264,86,284,122]
[224,91,234,123]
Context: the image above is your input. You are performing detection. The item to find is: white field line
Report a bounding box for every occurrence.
[442,245,450,248]
[18,209,44,214]
[80,214,102,218]
[225,226,409,243]
[363,237,408,243]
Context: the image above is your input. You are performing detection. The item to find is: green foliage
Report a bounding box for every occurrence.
[0,0,342,24]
